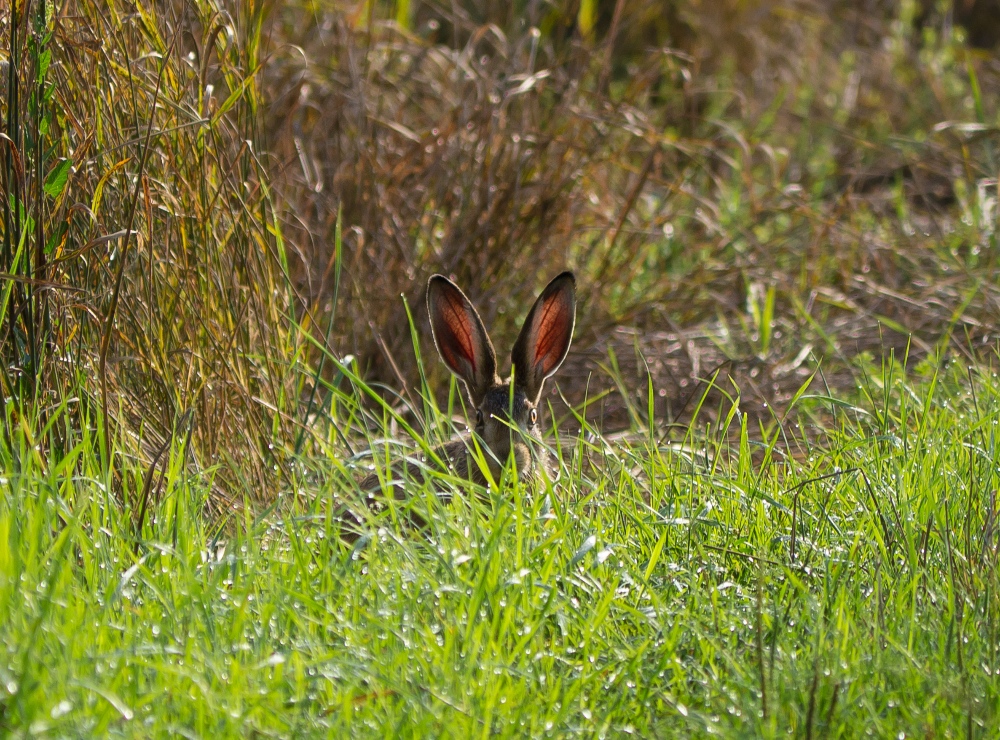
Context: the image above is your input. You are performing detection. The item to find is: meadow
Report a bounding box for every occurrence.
[2,0,1000,735]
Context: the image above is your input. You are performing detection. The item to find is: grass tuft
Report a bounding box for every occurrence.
[4,351,1000,734]
[3,0,1000,734]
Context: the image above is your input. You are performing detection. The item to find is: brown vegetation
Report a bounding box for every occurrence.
[3,0,999,508]
[264,0,1000,433]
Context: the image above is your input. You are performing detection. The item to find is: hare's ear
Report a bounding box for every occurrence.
[511,272,576,402]
[427,275,498,404]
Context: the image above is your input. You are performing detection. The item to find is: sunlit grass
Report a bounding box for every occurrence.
[3,353,1000,735]
[4,0,1000,735]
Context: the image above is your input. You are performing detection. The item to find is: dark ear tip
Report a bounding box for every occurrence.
[549,271,576,295]
[427,274,455,301]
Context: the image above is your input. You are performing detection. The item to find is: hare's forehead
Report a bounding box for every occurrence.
[481,385,532,415]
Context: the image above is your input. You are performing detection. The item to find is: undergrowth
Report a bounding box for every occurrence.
[3,0,1000,735]
[3,353,1000,735]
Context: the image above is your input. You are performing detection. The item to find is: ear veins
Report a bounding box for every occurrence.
[441,297,477,371]
[533,297,571,373]
[428,275,500,404]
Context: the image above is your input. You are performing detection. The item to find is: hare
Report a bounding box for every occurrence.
[351,271,576,532]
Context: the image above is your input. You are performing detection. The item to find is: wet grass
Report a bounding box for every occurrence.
[4,0,1000,735]
[4,352,1000,735]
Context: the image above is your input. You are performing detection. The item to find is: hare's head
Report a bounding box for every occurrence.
[427,272,576,483]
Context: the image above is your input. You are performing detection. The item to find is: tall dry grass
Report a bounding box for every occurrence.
[264,0,1000,433]
[2,0,298,509]
[2,0,999,511]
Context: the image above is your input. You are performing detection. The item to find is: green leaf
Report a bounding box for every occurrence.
[643,530,667,583]
[395,0,410,30]
[45,221,67,254]
[578,0,596,39]
[38,48,51,79]
[210,63,263,126]
[44,158,71,199]
[570,534,597,566]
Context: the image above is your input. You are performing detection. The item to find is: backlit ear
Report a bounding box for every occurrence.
[511,272,576,402]
[427,275,498,403]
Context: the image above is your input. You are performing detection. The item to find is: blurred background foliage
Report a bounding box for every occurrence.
[2,0,999,505]
[265,0,1000,430]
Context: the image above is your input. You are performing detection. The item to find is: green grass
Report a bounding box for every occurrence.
[4,0,1000,736]
[3,353,1000,736]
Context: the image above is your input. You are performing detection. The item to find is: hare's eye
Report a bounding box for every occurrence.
[529,408,538,424]
[475,410,484,426]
